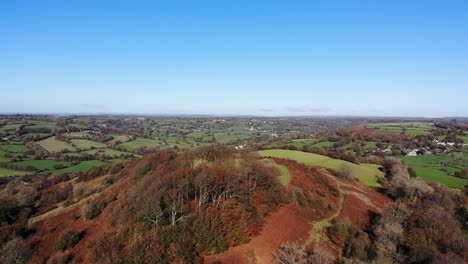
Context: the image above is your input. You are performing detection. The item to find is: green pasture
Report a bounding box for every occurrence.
[0,144,29,153]
[257,149,383,187]
[37,137,76,153]
[70,139,107,150]
[14,160,71,171]
[51,160,106,175]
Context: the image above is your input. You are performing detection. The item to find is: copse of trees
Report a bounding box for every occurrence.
[97,148,287,262]
[380,158,433,199]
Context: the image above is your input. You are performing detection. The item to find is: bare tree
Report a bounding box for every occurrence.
[273,242,307,264]
[166,188,184,226]
[308,247,335,264]
[143,199,163,225]
[0,237,32,264]
[194,173,210,210]
[337,163,354,180]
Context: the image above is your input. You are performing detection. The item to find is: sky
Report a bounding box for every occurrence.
[1,0,467,117]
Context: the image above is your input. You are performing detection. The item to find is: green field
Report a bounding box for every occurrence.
[70,139,107,150]
[277,164,291,186]
[22,133,51,140]
[285,138,321,148]
[80,148,132,157]
[0,124,22,132]
[409,167,467,189]
[0,167,31,177]
[65,131,91,138]
[0,144,29,152]
[28,121,58,129]
[51,160,106,175]
[399,155,467,189]
[258,149,383,187]
[37,137,76,153]
[14,160,71,171]
[312,141,336,148]
[366,122,433,136]
[119,137,161,152]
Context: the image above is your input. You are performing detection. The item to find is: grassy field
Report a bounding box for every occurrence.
[409,167,467,189]
[29,121,58,129]
[366,122,434,136]
[119,137,161,152]
[399,155,467,189]
[14,160,71,171]
[277,164,291,186]
[80,148,132,157]
[70,139,107,150]
[459,135,468,143]
[312,141,336,148]
[51,160,105,175]
[22,133,51,140]
[65,131,91,138]
[258,149,383,187]
[0,167,31,177]
[37,137,75,153]
[0,144,29,152]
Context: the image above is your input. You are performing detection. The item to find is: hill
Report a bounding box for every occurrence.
[0,146,466,264]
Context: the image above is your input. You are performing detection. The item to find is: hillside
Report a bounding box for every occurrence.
[0,146,466,264]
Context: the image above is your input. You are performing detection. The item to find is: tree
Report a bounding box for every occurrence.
[0,237,32,264]
[166,188,185,226]
[273,242,307,264]
[337,163,354,180]
[308,247,335,264]
[142,195,164,225]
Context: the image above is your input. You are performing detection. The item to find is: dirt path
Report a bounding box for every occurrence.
[305,180,345,245]
[27,193,98,227]
[205,204,315,264]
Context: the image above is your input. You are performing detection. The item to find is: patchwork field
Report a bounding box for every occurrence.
[70,139,107,150]
[37,137,75,153]
[0,144,29,152]
[51,160,106,175]
[366,122,434,136]
[257,149,383,187]
[118,137,161,152]
[14,160,71,171]
[399,154,467,189]
[0,167,31,177]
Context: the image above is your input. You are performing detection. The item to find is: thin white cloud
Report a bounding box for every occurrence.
[285,106,330,113]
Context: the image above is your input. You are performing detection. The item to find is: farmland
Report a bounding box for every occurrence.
[70,139,107,150]
[0,167,30,177]
[1,116,466,191]
[37,137,76,153]
[0,144,29,152]
[399,154,468,189]
[258,149,383,187]
[51,160,106,175]
[365,122,434,136]
[13,160,71,171]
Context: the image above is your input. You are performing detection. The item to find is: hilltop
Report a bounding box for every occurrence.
[1,145,465,263]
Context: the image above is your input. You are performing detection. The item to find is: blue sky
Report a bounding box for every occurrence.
[1,0,467,117]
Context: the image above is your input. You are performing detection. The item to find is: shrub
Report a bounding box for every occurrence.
[92,232,124,264]
[0,237,32,264]
[81,198,108,220]
[54,230,81,251]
